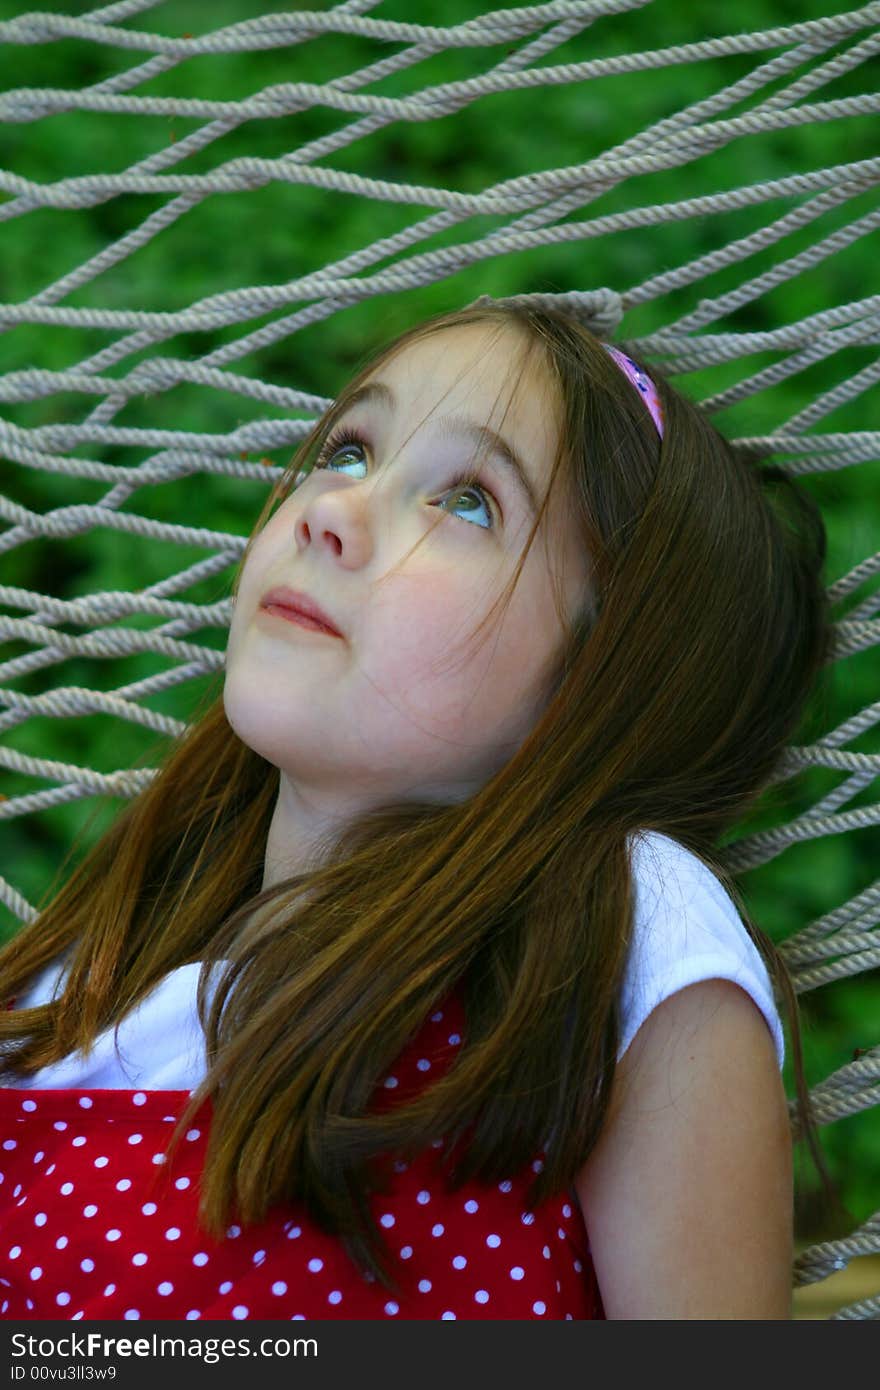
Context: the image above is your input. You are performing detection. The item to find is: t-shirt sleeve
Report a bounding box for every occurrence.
[5,953,226,1091]
[618,831,785,1071]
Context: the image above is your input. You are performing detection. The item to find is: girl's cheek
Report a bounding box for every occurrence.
[243,527,283,583]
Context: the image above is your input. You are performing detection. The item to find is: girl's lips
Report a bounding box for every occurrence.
[258,586,343,636]
[261,604,339,635]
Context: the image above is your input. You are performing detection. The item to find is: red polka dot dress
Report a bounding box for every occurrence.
[0,981,605,1321]
[2,832,786,1321]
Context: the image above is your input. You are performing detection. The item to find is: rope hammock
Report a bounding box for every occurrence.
[1,0,879,1318]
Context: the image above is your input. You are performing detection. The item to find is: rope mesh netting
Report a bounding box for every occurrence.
[1,0,879,1317]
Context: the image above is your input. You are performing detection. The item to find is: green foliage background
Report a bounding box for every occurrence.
[0,0,878,1239]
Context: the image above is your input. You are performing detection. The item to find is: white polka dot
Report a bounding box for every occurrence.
[384,1302,399,1316]
[56,1292,71,1306]
[542,1245,551,1258]
[521,1211,535,1225]
[157,1282,174,1296]
[106,1230,122,1243]
[498,1179,512,1193]
[132,1254,148,1267]
[71,1312,84,1321]
[562,1202,571,1217]
[418,1279,432,1293]
[2,1141,15,1151]
[132,1093,147,1106]
[285,1226,301,1240]
[83,1205,98,1218]
[193,1253,209,1267]
[219,1281,233,1295]
[78,1097,93,1109]
[151,1153,166,1165]
[232,1306,249,1319]
[474,1289,489,1304]
[510,1266,525,1280]
[226,1225,241,1238]
[60,1182,74,1195]
[53,1121,67,1132]
[8,1247,21,1260]
[174,1177,190,1190]
[486,1234,501,1248]
[533,1300,546,1315]
[379,1213,395,1228]
[34,1213,47,1227]
[165,1227,181,1241]
[45,1165,56,1175]
[383,1075,398,1089]
[400,1246,413,1260]
[532,1158,544,1173]
[21,1100,37,1112]
[252,1250,266,1266]
[416,1058,431,1071]
[573,1259,583,1273]
[103,1285,116,1297]
[142,1202,157,1216]
[29,1268,42,1281]
[464,1199,479,1213]
[441,1311,456,1319]
[123,1310,140,1320]
[328,1291,342,1305]
[72,1137,87,1148]
[307,1259,323,1273]
[55,1237,68,1251]
[186,1311,200,1320]
[452,1255,466,1270]
[33,1151,45,1163]
[416,1190,430,1205]
[430,1011,443,1022]
[80,1259,95,1273]
[116,1179,132,1192]
[128,1134,142,1145]
[94,1157,109,1168]
[185,1129,201,1141]
[448,1033,461,1045]
[431,1223,444,1237]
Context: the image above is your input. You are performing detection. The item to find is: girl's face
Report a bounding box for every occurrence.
[224,321,589,855]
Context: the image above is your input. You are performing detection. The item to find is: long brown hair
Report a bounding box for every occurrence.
[0,300,844,1295]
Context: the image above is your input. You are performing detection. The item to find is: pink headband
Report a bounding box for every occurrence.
[601,344,665,439]
[465,296,664,437]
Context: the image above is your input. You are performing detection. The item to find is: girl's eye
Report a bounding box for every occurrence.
[306,424,498,531]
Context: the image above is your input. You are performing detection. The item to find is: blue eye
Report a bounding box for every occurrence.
[310,424,497,530]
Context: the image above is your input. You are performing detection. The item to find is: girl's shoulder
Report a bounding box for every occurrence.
[621,830,785,1070]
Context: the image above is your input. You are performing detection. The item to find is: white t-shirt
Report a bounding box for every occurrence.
[6,830,784,1090]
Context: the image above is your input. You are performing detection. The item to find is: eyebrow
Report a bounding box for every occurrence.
[336,379,539,516]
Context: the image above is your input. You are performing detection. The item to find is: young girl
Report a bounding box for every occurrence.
[0,297,841,1321]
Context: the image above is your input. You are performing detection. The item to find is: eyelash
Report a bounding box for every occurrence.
[304,424,500,530]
